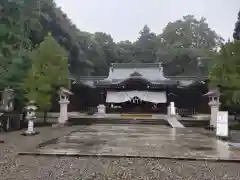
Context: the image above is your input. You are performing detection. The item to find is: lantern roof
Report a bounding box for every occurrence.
[203,88,221,97]
[59,87,73,95]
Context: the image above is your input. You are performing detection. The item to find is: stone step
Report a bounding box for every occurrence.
[68,118,169,126]
[120,114,153,118]
[179,120,209,127]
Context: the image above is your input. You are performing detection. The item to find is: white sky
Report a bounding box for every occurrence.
[55,0,240,42]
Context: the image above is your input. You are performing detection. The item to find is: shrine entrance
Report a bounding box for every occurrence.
[106,92,167,114]
[102,74,169,114]
[122,96,147,113]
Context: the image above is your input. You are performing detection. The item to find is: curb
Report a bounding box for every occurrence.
[18,151,240,163]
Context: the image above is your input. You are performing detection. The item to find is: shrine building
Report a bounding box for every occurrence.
[53,63,209,115]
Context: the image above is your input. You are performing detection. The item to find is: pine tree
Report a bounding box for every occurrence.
[233,10,240,40]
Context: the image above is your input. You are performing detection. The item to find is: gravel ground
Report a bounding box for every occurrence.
[1,126,240,180]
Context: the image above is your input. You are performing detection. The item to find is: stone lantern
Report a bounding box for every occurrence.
[204,88,221,128]
[0,88,14,112]
[0,88,15,132]
[58,87,72,125]
[23,101,38,136]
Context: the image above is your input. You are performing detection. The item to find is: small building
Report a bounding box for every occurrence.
[53,63,209,115]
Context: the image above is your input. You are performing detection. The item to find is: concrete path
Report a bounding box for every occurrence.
[19,124,240,161]
[167,116,185,128]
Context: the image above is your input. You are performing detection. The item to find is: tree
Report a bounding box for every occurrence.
[90,32,116,75]
[0,0,101,93]
[233,10,240,40]
[0,0,49,107]
[0,0,227,84]
[158,15,223,76]
[160,15,223,49]
[116,40,136,63]
[134,25,158,63]
[209,40,240,107]
[23,33,69,122]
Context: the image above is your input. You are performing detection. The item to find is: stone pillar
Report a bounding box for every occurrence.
[167,106,171,115]
[170,102,176,115]
[209,100,220,128]
[27,120,34,133]
[58,99,70,124]
[204,89,221,129]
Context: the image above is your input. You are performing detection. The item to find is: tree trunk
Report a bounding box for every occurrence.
[43,111,48,124]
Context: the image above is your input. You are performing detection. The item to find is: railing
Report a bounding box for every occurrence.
[83,107,98,115]
[80,106,197,116]
[176,108,196,117]
[0,113,3,132]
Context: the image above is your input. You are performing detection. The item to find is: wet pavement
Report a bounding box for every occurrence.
[19,124,240,161]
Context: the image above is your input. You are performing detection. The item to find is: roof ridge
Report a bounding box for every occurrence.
[111,63,162,68]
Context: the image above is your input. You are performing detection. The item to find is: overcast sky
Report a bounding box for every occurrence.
[55,0,239,42]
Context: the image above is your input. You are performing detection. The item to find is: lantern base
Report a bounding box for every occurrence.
[21,130,39,136]
[97,104,106,114]
[217,135,229,141]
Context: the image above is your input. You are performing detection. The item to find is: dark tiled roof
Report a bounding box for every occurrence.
[70,63,208,88]
[96,78,178,86]
[104,62,168,82]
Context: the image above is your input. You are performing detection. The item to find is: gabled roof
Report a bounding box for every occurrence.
[102,63,170,83]
[93,63,181,87]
